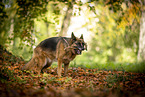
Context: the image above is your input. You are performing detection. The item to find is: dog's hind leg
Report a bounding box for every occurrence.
[33,55,47,75]
[41,58,52,73]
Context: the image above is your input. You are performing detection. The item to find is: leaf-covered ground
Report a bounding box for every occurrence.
[0,46,145,97]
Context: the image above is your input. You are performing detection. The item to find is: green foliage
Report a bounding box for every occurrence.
[0,0,49,60]
[0,0,48,45]
[0,2,8,26]
[70,3,138,65]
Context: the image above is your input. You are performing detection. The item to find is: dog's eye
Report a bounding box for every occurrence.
[76,43,81,46]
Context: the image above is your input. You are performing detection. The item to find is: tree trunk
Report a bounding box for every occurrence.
[137,10,145,61]
[59,1,74,36]
[45,22,49,37]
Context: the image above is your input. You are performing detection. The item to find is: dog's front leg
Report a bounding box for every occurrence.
[57,58,62,77]
[64,62,70,76]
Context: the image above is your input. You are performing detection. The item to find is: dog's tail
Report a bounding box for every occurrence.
[21,47,42,71]
[21,58,35,71]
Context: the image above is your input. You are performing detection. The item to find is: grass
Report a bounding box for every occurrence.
[26,60,145,73]
[68,61,145,73]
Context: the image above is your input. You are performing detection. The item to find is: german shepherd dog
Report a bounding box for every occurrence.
[22,32,87,77]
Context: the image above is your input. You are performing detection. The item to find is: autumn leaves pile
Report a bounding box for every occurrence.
[0,46,145,97]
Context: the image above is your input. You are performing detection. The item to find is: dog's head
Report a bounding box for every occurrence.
[70,32,87,55]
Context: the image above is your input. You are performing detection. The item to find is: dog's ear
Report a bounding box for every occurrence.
[84,43,87,51]
[80,34,83,39]
[71,32,76,41]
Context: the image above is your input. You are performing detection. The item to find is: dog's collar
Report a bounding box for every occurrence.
[61,37,69,47]
[59,37,70,50]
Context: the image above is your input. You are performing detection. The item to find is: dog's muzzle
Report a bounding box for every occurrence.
[74,47,83,55]
[74,49,82,55]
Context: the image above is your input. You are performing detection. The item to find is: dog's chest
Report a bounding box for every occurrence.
[63,52,76,61]
[53,52,76,62]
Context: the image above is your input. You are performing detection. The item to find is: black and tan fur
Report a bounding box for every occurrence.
[22,32,87,77]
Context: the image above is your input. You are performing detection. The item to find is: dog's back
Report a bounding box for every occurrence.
[37,37,70,52]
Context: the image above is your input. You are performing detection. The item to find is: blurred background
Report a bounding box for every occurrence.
[1,0,145,71]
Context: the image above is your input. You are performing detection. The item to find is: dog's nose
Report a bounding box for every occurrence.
[82,48,84,50]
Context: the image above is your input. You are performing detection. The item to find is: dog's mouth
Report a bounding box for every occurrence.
[74,48,82,55]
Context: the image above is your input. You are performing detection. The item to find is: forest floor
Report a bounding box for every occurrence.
[0,46,145,97]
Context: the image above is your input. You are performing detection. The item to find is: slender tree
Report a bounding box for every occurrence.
[60,0,75,36]
[137,0,145,61]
